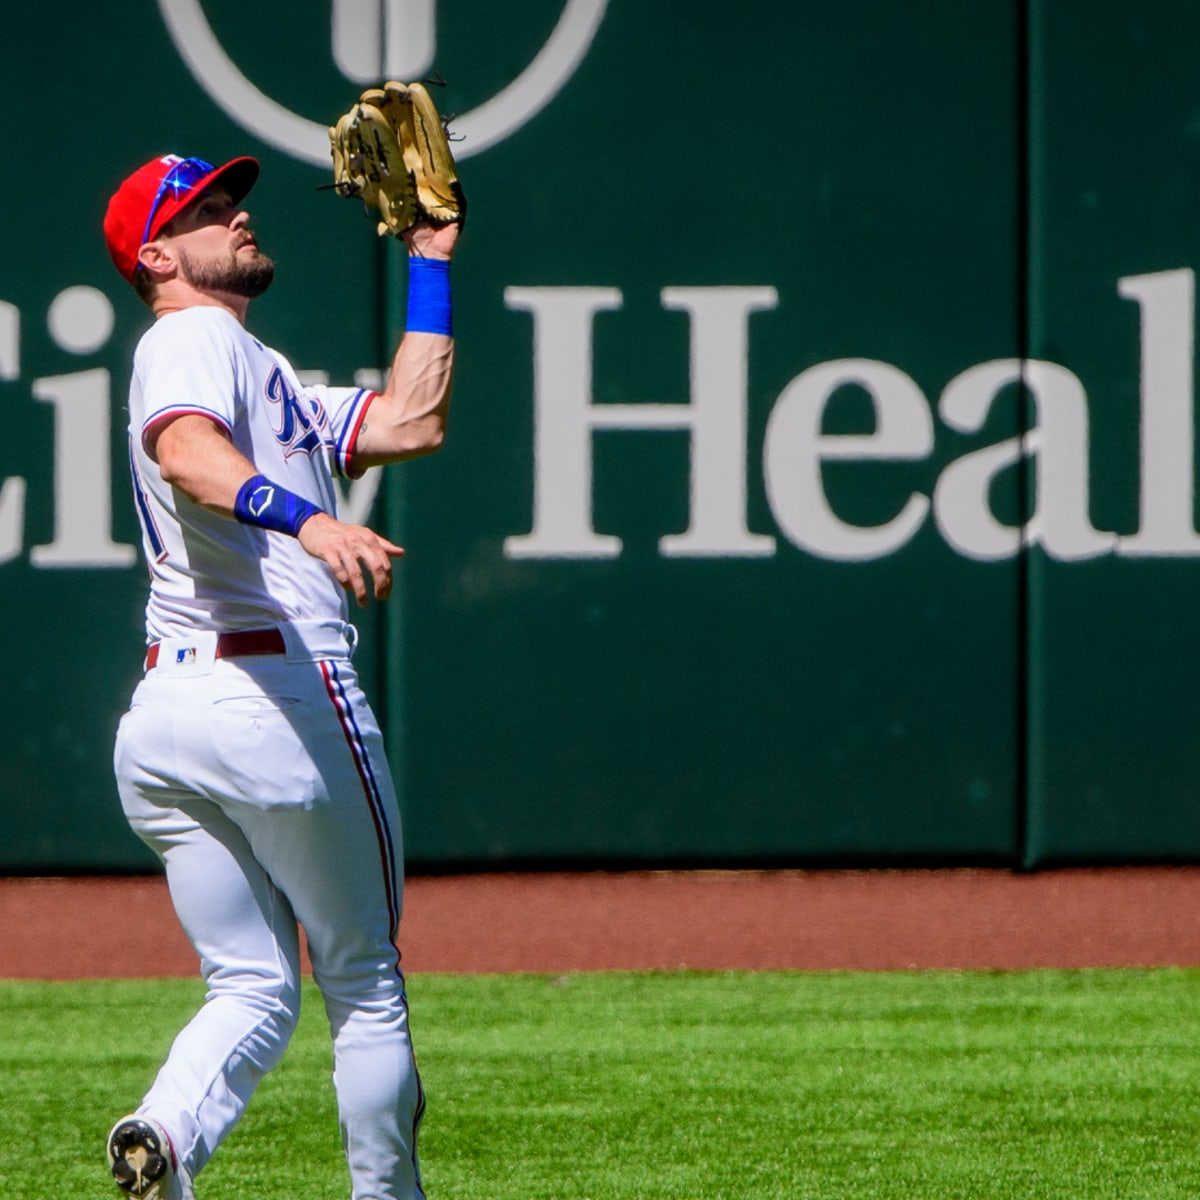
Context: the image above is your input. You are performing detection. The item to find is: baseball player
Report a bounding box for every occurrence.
[100,148,459,1200]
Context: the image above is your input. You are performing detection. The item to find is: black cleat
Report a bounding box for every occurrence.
[106,1117,177,1200]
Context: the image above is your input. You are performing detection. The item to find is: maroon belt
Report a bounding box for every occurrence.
[145,627,287,670]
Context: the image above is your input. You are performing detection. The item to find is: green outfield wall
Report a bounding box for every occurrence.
[2,0,1197,871]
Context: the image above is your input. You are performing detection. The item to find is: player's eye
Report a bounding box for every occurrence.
[196,192,235,223]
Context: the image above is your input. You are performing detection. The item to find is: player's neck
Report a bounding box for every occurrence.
[153,282,250,325]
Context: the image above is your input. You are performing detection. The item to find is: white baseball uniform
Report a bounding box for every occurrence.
[114,306,425,1200]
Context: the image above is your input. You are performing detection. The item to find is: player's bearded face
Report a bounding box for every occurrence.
[177,241,275,298]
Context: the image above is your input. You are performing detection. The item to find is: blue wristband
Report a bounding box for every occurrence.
[234,474,324,536]
[406,256,452,335]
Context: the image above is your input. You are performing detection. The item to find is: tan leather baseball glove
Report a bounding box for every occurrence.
[329,81,466,237]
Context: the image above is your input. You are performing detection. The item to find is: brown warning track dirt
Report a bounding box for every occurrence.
[4,867,1200,979]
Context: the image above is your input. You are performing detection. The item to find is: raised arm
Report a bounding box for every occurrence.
[351,220,460,469]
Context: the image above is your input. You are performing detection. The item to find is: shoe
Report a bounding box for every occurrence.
[106,1116,178,1200]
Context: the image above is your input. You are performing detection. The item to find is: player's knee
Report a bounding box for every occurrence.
[239,978,303,1070]
[206,967,302,1054]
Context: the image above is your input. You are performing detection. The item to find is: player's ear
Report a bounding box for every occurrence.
[136,239,176,281]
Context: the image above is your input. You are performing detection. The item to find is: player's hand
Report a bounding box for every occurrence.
[403,219,459,261]
[297,512,405,606]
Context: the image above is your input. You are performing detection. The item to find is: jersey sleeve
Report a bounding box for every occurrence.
[134,309,244,458]
[310,386,379,479]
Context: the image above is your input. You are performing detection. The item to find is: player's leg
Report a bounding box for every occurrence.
[233,655,424,1200]
[138,799,303,1174]
[113,695,303,1194]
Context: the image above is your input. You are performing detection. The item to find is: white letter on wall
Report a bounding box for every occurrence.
[30,369,136,567]
[504,286,777,558]
[764,359,932,560]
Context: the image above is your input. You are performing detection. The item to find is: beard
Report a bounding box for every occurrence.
[178,243,276,298]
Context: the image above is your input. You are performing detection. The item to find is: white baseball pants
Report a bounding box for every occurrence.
[113,619,424,1200]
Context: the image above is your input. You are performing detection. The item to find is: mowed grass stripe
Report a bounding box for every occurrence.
[1,969,1197,1198]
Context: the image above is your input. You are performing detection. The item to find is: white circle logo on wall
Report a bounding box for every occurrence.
[156,0,609,166]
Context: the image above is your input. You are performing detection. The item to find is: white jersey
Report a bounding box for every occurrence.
[127,306,377,641]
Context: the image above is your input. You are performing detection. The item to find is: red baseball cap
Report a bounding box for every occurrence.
[103,153,260,282]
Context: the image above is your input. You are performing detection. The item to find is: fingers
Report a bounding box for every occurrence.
[331,546,389,606]
[299,517,406,606]
[339,535,404,606]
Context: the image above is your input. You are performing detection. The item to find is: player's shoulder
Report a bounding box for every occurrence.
[135,305,259,364]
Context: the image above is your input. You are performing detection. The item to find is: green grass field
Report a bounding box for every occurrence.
[2,968,1198,1198]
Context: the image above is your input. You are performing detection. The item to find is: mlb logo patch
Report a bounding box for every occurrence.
[155,634,215,676]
